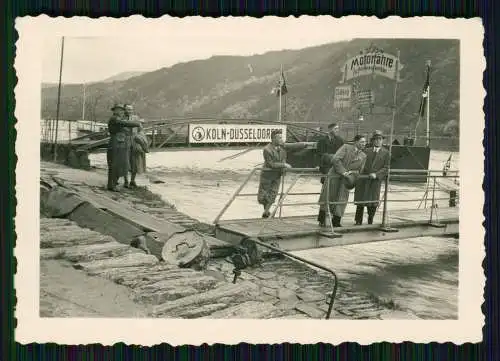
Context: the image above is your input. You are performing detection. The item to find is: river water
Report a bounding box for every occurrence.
[89,149,460,319]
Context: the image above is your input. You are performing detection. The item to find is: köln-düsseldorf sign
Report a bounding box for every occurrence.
[340,51,404,83]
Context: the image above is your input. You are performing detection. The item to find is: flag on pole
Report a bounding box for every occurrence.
[273,68,288,97]
[443,153,452,176]
[418,62,431,118]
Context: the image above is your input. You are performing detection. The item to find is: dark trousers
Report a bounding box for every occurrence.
[355,205,377,225]
[107,148,117,189]
[317,210,342,227]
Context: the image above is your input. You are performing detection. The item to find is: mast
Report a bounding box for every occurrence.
[278,64,283,122]
[53,36,65,161]
[381,49,400,230]
[426,60,431,147]
[82,82,86,121]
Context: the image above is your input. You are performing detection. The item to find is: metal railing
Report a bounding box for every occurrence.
[232,237,339,320]
[213,166,459,236]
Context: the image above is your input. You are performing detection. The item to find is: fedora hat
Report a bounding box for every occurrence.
[111,103,124,111]
[371,130,385,139]
[343,173,358,190]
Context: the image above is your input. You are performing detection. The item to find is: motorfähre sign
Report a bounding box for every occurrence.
[340,52,403,83]
[189,124,287,144]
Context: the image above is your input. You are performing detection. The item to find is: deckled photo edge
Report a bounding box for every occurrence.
[13,16,485,346]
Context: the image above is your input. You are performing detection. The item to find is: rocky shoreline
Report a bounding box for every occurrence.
[39,162,420,320]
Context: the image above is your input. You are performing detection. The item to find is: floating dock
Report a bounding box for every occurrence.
[215,208,458,252]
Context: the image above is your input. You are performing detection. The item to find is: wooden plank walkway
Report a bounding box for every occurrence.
[215,207,459,251]
[70,186,229,250]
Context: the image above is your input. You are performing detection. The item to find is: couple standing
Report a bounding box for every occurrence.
[106,103,150,192]
[317,125,390,228]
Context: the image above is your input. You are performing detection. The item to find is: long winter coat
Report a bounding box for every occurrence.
[107,115,140,178]
[257,143,287,206]
[130,127,150,174]
[318,144,367,217]
[354,146,390,207]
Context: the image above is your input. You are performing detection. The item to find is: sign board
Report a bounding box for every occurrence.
[340,52,403,83]
[188,124,287,144]
[333,85,352,111]
[355,90,375,106]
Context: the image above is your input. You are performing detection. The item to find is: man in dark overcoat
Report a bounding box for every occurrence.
[106,104,141,191]
[317,123,344,183]
[257,130,292,218]
[318,135,367,227]
[354,130,391,225]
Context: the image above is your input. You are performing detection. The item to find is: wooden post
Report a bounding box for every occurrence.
[380,50,400,232]
[53,37,65,162]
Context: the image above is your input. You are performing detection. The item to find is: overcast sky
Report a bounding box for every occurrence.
[41,18,353,84]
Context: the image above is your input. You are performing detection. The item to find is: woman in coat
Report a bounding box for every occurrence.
[257,130,292,218]
[354,130,390,225]
[106,104,141,191]
[317,135,367,227]
[129,121,150,187]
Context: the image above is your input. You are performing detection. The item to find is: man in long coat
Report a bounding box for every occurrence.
[317,135,367,227]
[317,123,344,183]
[106,104,141,191]
[257,130,292,218]
[354,130,390,225]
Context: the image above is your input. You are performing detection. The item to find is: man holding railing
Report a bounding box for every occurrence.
[354,130,390,225]
[317,135,367,228]
[317,123,345,184]
[257,129,292,218]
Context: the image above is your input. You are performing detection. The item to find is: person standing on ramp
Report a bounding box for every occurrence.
[257,129,292,218]
[354,130,390,225]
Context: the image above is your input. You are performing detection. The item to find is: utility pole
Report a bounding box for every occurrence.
[53,36,65,161]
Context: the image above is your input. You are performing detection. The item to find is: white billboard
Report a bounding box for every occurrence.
[334,85,352,111]
[188,124,287,144]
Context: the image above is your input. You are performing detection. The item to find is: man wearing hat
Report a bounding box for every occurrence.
[317,123,344,184]
[106,103,141,191]
[317,135,367,228]
[354,130,390,225]
[257,129,292,218]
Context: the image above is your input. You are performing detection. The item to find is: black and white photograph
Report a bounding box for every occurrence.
[15,16,483,345]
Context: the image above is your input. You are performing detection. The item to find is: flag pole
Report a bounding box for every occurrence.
[381,49,400,231]
[278,64,283,123]
[53,36,65,161]
[426,60,431,147]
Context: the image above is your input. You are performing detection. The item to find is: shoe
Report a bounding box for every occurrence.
[130,181,138,188]
[107,186,118,192]
[355,221,362,226]
[262,211,271,218]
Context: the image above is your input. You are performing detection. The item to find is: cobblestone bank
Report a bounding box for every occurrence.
[40,215,418,320]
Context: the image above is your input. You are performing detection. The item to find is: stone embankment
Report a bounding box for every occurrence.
[39,162,420,320]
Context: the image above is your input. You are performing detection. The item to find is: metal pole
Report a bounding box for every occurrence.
[53,36,65,162]
[381,50,400,230]
[82,82,86,121]
[426,61,431,147]
[278,64,283,123]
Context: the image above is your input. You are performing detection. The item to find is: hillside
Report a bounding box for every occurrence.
[40,38,459,137]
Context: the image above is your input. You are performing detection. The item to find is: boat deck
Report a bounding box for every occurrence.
[215,207,459,251]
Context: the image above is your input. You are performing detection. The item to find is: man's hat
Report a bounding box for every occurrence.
[371,130,385,139]
[124,104,134,110]
[271,129,282,139]
[343,173,358,190]
[111,103,124,111]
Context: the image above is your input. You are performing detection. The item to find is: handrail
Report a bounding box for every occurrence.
[213,166,459,225]
[236,237,339,320]
[213,165,261,224]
